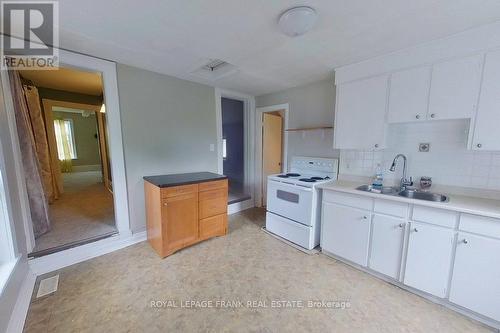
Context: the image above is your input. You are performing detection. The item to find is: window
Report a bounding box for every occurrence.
[54,119,77,160]
[222,138,227,160]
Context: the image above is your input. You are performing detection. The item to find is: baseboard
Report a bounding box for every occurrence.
[228,198,254,215]
[29,231,147,275]
[6,265,36,333]
[71,164,102,172]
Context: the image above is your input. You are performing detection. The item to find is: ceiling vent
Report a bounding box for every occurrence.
[190,59,238,81]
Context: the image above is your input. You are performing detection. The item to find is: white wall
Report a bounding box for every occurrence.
[117,64,219,233]
[256,79,339,164]
[340,119,500,192]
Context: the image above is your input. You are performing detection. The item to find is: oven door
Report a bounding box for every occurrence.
[266,180,313,226]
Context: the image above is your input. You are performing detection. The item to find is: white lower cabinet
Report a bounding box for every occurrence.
[449,233,500,321]
[369,214,405,280]
[403,222,454,298]
[321,202,371,266]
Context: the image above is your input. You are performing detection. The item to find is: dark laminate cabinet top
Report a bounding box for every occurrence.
[143,172,227,188]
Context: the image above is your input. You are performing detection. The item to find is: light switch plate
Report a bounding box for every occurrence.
[209,144,215,152]
[419,143,430,152]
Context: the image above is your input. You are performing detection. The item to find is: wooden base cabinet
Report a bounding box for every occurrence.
[145,179,228,258]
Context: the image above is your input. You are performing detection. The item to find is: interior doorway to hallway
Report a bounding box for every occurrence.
[221,97,252,204]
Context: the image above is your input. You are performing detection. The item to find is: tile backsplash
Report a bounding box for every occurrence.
[339,119,500,191]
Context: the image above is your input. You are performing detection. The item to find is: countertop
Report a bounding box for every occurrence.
[318,180,500,220]
[143,172,227,188]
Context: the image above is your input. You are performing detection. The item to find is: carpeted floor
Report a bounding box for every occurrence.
[33,171,117,252]
[24,208,493,332]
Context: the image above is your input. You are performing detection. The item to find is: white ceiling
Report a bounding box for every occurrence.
[14,1,500,95]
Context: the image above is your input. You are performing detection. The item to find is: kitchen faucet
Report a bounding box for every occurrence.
[389,154,413,191]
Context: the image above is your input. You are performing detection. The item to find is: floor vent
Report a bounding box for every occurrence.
[36,275,59,298]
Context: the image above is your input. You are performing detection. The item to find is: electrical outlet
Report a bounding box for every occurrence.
[419,143,430,152]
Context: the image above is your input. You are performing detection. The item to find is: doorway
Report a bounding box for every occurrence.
[255,104,289,207]
[221,97,251,204]
[11,67,117,256]
[262,112,284,205]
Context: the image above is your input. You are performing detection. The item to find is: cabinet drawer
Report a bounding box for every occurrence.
[412,206,457,228]
[199,179,228,192]
[323,191,373,210]
[199,188,227,219]
[374,199,408,217]
[459,214,500,239]
[199,214,227,240]
[161,184,198,198]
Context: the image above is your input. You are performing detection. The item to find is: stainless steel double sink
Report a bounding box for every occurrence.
[356,185,449,202]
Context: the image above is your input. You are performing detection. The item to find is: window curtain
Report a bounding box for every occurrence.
[22,83,61,203]
[53,119,73,173]
[8,70,51,237]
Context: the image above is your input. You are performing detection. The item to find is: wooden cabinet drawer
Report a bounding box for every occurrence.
[199,214,227,240]
[323,191,373,211]
[412,205,457,228]
[161,184,198,198]
[459,214,500,239]
[199,188,227,219]
[199,179,228,192]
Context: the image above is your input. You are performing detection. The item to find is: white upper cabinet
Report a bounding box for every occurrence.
[472,50,500,151]
[387,66,431,123]
[428,55,483,120]
[334,75,388,150]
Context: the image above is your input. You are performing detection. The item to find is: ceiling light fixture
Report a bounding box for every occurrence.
[278,6,317,37]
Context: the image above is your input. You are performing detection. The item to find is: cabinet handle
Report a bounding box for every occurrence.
[413,227,418,232]
[415,115,420,119]
[374,144,379,148]
[430,113,436,118]
[476,143,482,148]
[463,239,468,244]
[398,223,405,228]
[163,203,168,206]
[362,216,368,220]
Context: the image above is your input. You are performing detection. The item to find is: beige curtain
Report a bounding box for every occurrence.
[22,84,61,203]
[8,70,51,237]
[53,119,73,173]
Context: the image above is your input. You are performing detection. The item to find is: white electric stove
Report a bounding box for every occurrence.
[266,156,339,250]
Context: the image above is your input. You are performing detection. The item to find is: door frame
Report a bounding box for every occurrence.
[215,88,256,206]
[255,103,289,207]
[41,99,111,190]
[0,44,132,254]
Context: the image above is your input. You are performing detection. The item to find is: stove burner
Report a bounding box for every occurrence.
[311,177,324,180]
[299,178,317,183]
[286,173,301,177]
[277,175,289,178]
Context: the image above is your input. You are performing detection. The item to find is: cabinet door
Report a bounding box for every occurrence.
[404,222,454,298]
[334,75,388,150]
[472,50,500,151]
[321,202,371,266]
[162,192,199,251]
[388,66,431,123]
[428,55,483,120]
[369,215,405,280]
[449,233,500,321]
